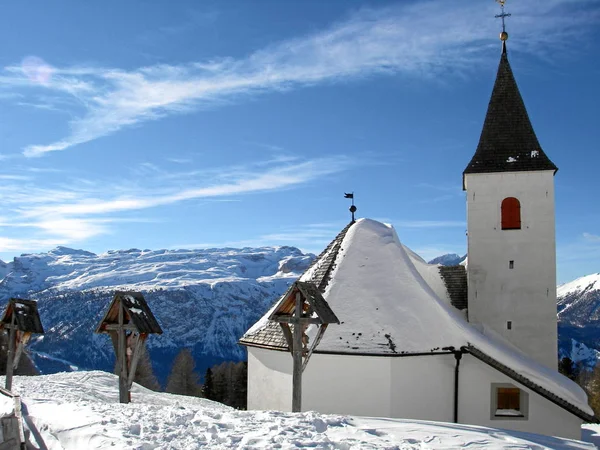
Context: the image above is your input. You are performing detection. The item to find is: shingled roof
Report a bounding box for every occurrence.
[463,44,557,186]
[239,221,355,350]
[0,299,44,334]
[439,265,468,311]
[95,291,162,335]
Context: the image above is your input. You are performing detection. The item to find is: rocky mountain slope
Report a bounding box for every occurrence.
[558,274,600,369]
[0,246,314,384]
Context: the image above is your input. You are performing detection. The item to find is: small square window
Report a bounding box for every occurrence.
[507,321,512,330]
[509,260,514,269]
[491,384,528,420]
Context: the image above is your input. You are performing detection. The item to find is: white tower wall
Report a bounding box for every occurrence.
[465,170,557,370]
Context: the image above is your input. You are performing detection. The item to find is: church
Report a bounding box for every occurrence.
[239,18,596,440]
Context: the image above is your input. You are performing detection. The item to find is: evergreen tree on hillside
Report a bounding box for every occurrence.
[165,348,202,396]
[203,367,215,400]
[575,363,600,417]
[203,361,247,409]
[558,356,579,381]
[230,361,247,409]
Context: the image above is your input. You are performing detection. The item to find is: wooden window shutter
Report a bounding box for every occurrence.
[501,197,521,230]
[497,387,521,411]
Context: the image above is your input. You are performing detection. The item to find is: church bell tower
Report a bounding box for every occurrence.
[463,5,558,370]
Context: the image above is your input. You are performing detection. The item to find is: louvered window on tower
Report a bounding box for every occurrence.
[501,197,521,230]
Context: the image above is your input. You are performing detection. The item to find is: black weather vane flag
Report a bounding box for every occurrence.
[345,192,357,222]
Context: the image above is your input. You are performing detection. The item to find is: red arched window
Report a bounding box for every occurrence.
[501,197,521,230]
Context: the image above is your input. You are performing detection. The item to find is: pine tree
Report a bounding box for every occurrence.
[211,362,228,403]
[558,356,577,380]
[165,348,202,396]
[230,361,247,409]
[203,367,215,400]
[201,361,247,409]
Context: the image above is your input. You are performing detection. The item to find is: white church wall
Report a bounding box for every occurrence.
[465,170,558,369]
[459,354,583,440]
[390,354,455,422]
[248,348,582,440]
[303,353,393,417]
[247,347,292,412]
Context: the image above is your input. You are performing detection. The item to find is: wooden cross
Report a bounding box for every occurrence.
[270,281,339,412]
[0,299,44,392]
[106,302,148,403]
[95,292,162,404]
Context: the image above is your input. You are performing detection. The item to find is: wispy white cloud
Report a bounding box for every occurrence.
[0,156,352,253]
[0,0,596,157]
[0,174,33,181]
[0,237,68,253]
[176,221,345,253]
[166,157,193,164]
[583,232,600,243]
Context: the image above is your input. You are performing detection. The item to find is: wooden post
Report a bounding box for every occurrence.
[292,292,303,412]
[117,302,129,404]
[5,315,16,391]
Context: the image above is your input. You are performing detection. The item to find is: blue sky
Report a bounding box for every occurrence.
[0,0,598,283]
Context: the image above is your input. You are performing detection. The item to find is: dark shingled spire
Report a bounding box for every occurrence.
[463,45,557,186]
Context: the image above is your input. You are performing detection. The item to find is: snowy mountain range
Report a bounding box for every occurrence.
[0,247,598,384]
[427,253,467,266]
[0,246,314,383]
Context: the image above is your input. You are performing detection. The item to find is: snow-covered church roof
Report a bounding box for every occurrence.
[240,218,594,421]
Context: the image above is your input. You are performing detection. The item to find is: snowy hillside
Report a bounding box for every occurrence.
[558,273,600,369]
[9,371,596,449]
[0,246,313,381]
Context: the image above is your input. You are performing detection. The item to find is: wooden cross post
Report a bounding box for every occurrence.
[4,314,17,391]
[95,292,162,404]
[269,281,340,414]
[292,292,303,412]
[117,301,129,404]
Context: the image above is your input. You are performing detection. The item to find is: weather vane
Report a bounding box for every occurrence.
[344,192,357,223]
[495,0,511,42]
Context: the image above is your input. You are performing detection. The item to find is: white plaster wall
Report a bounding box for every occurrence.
[303,353,392,417]
[247,347,292,412]
[459,354,583,440]
[248,348,581,439]
[464,171,557,369]
[390,354,455,422]
[248,349,393,416]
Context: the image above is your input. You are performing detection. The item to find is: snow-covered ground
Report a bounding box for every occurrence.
[5,371,596,449]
